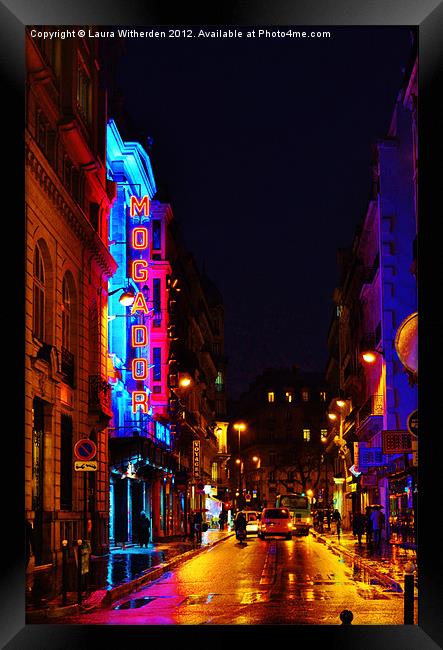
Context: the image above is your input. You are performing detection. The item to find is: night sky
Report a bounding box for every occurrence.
[113,26,414,399]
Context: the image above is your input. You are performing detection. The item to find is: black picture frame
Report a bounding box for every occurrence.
[2,0,442,648]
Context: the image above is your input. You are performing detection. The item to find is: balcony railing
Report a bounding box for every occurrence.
[359,394,384,424]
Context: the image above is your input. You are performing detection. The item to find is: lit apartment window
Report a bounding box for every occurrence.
[153,347,161,381]
[268,391,275,403]
[321,429,328,439]
[215,370,224,392]
[320,391,327,402]
[285,391,293,403]
[302,390,309,402]
[303,429,311,442]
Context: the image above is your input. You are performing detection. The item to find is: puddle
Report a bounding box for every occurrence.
[114,596,157,610]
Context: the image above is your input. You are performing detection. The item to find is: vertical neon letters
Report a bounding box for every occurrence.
[130,197,150,413]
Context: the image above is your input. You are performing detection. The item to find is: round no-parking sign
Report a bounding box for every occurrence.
[74,438,97,461]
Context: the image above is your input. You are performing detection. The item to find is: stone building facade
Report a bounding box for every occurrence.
[25,30,117,594]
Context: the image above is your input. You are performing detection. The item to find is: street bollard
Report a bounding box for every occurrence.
[61,540,68,606]
[76,539,83,605]
[404,562,415,624]
[340,609,354,625]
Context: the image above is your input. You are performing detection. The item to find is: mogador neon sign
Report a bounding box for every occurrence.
[129,195,152,414]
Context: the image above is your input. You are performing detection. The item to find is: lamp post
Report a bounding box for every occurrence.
[328,397,351,526]
[233,422,246,507]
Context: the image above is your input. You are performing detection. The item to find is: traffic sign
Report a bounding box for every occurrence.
[74,460,98,472]
[74,438,97,462]
[407,410,418,436]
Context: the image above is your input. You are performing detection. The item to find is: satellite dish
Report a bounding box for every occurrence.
[395,311,418,375]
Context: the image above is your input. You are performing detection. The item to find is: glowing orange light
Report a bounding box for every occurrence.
[336,399,346,408]
[130,292,149,314]
[130,196,150,218]
[131,259,149,282]
[131,226,149,249]
[328,413,337,421]
[362,351,377,363]
[119,291,135,307]
[179,377,191,388]
[131,325,148,347]
[132,391,149,413]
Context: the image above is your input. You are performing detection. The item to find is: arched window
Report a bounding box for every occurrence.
[33,245,45,340]
[62,276,71,351]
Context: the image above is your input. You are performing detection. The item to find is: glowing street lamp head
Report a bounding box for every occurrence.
[328,412,337,421]
[119,290,135,307]
[234,422,246,432]
[362,351,377,364]
[252,456,259,462]
[336,399,346,408]
[235,458,241,465]
[321,435,327,443]
[179,377,191,388]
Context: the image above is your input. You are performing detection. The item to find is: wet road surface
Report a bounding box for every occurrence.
[57,534,415,625]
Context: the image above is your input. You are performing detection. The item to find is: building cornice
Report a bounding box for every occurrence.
[26,139,117,278]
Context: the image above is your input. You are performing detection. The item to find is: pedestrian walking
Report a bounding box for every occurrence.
[353,511,366,547]
[193,510,203,545]
[365,506,373,547]
[219,510,226,531]
[138,511,151,548]
[370,506,384,550]
[332,509,342,541]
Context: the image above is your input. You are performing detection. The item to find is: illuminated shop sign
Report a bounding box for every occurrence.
[193,440,201,478]
[129,195,152,414]
[155,421,171,446]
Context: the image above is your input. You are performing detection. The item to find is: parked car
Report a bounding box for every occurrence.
[258,507,293,540]
[242,511,261,535]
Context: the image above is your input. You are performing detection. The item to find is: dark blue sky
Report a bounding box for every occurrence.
[114,27,414,399]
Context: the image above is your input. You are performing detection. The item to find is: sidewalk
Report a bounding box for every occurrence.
[311,526,418,594]
[26,528,234,622]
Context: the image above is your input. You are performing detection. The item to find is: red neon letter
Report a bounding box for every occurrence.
[132,227,149,249]
[132,391,149,413]
[130,196,150,217]
[131,325,148,347]
[132,358,148,380]
[131,259,149,282]
[130,292,149,315]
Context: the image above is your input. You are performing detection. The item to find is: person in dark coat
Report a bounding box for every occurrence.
[353,511,366,547]
[365,506,373,546]
[193,511,203,544]
[138,511,151,548]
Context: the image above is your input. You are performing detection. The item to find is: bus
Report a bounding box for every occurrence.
[275,493,312,535]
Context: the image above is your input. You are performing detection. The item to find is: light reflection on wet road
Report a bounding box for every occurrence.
[57,535,415,625]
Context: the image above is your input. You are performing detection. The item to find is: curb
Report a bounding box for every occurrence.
[26,533,234,619]
[101,533,234,608]
[310,530,404,593]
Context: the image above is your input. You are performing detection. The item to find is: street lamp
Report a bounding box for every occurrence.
[361,348,385,364]
[108,286,136,306]
[233,422,246,504]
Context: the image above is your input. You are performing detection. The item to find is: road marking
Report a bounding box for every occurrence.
[241,592,269,604]
[260,541,277,585]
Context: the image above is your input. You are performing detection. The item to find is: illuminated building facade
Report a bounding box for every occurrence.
[25,29,117,594]
[107,120,181,543]
[166,229,230,531]
[325,49,418,541]
[228,369,329,511]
